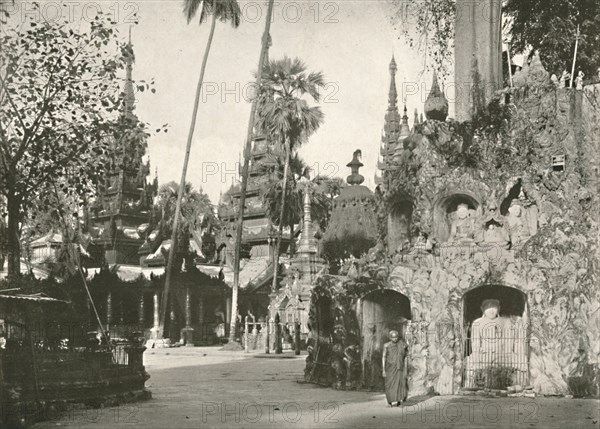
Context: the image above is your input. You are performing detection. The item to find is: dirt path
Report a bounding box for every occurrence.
[34,347,599,428]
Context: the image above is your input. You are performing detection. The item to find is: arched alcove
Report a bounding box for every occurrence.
[462,284,529,390]
[433,193,480,243]
[358,289,412,390]
[313,295,334,345]
[387,200,413,251]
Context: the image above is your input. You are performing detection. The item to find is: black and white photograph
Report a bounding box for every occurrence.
[0,0,599,427]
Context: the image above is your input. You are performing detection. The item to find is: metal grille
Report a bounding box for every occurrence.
[462,322,529,389]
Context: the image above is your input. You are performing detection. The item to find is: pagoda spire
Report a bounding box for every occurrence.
[388,55,398,109]
[379,56,401,174]
[123,26,136,118]
[297,187,317,254]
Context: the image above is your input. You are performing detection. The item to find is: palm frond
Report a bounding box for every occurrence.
[183,0,241,27]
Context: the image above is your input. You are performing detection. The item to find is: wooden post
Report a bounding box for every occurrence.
[106,292,112,328]
[197,296,204,325]
[265,319,270,354]
[182,287,194,346]
[506,43,513,88]
[185,288,192,327]
[294,320,301,355]
[138,292,145,330]
[274,313,282,354]
[244,316,249,353]
[571,25,580,88]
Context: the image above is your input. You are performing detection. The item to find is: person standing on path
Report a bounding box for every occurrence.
[382,329,408,407]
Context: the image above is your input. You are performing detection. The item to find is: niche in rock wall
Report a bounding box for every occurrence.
[387,200,413,251]
[462,285,529,390]
[433,193,480,243]
[500,179,538,247]
[358,289,411,390]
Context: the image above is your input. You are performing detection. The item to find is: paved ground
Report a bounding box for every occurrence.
[35,347,599,429]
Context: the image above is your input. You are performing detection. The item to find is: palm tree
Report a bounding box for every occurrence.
[228,0,275,346]
[255,57,325,292]
[159,0,241,339]
[157,181,214,234]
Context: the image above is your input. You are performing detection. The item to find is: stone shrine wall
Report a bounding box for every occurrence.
[305,83,600,396]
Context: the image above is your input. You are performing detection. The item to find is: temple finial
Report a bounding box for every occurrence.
[346,150,365,186]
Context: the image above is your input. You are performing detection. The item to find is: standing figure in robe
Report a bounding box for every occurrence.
[382,330,409,407]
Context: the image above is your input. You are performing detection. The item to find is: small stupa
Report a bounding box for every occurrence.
[322,150,378,260]
[424,71,449,121]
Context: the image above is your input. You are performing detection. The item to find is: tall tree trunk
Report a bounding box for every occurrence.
[230,0,276,343]
[6,178,21,277]
[158,12,217,339]
[270,138,290,292]
[289,220,295,258]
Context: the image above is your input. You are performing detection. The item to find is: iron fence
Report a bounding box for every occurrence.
[462,329,529,389]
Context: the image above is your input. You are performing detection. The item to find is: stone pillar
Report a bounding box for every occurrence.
[225,297,232,323]
[152,292,159,334]
[138,293,145,329]
[181,287,194,347]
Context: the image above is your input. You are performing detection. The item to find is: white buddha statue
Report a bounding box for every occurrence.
[448,203,477,242]
[470,299,509,366]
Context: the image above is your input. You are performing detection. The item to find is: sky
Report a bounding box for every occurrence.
[8,0,455,204]
[129,0,454,204]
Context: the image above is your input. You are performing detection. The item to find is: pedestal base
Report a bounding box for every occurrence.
[181,326,195,347]
[145,327,172,348]
[145,338,171,348]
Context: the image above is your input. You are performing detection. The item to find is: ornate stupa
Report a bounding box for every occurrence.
[376,57,401,183]
[424,71,449,121]
[322,150,378,260]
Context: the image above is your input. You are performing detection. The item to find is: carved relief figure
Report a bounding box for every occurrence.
[506,191,538,247]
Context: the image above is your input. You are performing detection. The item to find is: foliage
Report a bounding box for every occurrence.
[504,0,600,78]
[184,0,241,26]
[256,57,325,151]
[312,175,345,231]
[255,56,325,289]
[390,0,600,80]
[0,8,158,274]
[426,98,535,176]
[474,366,517,389]
[257,149,333,234]
[156,181,216,236]
[390,0,455,77]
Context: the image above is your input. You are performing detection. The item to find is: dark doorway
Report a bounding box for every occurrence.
[358,289,411,389]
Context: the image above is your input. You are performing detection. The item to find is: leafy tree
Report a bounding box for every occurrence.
[391,0,455,77]
[390,0,600,79]
[155,181,218,263]
[312,174,345,232]
[257,149,331,258]
[504,0,600,78]
[160,0,241,339]
[156,181,216,236]
[0,10,153,276]
[255,56,325,293]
